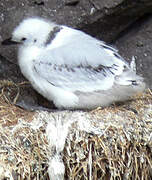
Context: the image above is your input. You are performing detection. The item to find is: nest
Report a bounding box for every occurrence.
[63,91,152,179]
[0,80,152,179]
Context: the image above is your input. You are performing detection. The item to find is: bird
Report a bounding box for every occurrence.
[1,17,145,110]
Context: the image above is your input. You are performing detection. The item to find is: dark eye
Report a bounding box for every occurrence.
[21,37,26,41]
[34,39,37,43]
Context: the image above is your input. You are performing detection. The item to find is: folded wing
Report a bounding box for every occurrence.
[33,29,128,92]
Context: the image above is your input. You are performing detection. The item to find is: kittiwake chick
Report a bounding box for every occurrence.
[2,17,145,109]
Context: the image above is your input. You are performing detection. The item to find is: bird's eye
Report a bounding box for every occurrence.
[34,39,37,43]
[21,37,26,41]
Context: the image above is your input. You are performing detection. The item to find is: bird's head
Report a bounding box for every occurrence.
[2,17,54,47]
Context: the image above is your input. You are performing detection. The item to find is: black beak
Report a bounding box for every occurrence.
[1,37,20,45]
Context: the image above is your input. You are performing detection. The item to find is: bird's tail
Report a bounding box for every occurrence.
[130,56,136,72]
[115,56,146,93]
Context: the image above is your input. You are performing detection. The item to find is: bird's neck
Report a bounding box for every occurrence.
[18,46,41,63]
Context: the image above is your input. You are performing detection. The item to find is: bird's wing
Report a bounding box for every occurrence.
[45,26,128,68]
[33,30,128,92]
[33,60,116,92]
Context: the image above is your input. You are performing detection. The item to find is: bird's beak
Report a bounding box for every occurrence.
[1,37,20,45]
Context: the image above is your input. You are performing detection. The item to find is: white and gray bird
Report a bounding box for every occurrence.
[2,17,145,109]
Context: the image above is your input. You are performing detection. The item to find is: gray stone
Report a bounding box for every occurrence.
[115,15,152,89]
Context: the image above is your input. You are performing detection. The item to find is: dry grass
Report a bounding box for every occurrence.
[0,80,152,179]
[0,80,49,179]
[0,80,34,127]
[63,91,152,180]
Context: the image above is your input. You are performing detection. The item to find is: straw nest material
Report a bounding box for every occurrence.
[0,80,152,179]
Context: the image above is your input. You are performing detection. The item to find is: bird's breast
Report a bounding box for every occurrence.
[18,46,42,81]
[18,46,41,62]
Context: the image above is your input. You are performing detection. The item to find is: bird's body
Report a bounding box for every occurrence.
[2,18,145,109]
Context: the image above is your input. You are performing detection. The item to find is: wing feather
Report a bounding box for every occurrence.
[33,61,117,92]
[33,28,128,92]
[44,26,128,68]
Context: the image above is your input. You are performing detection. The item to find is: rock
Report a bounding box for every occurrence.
[64,0,80,6]
[115,15,152,89]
